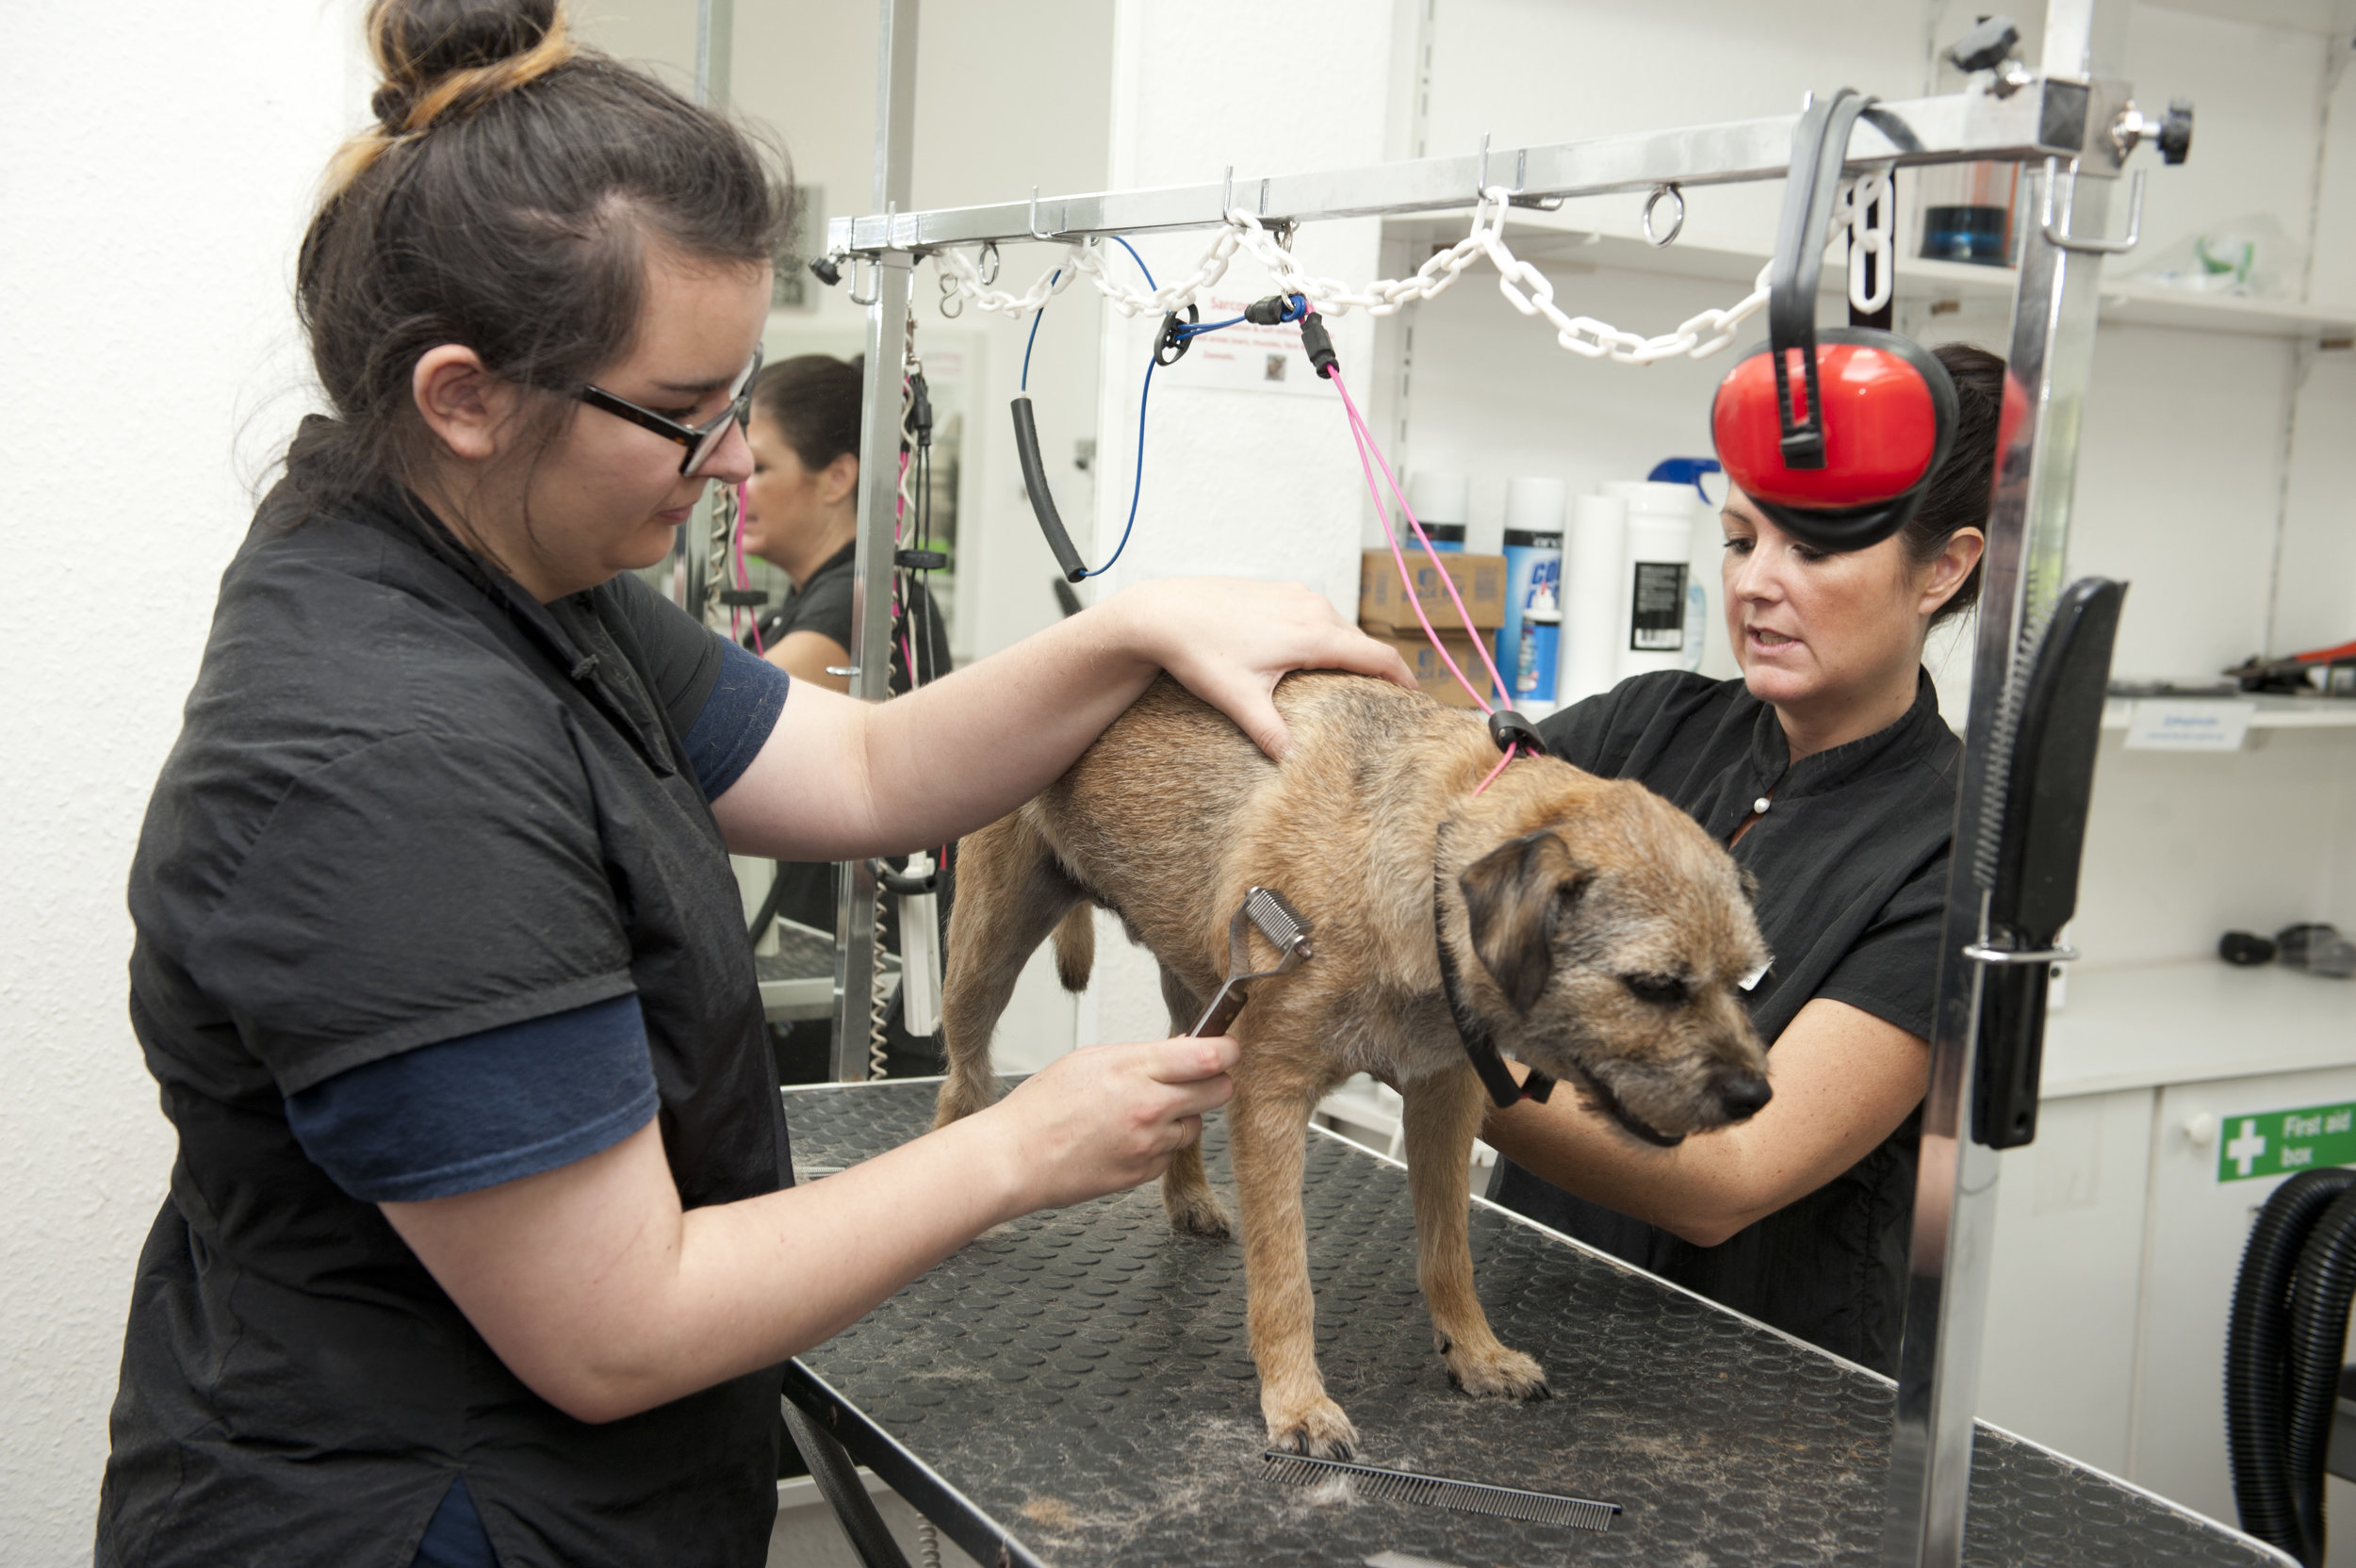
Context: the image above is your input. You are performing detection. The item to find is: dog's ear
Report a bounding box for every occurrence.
[1459,830,1587,1013]
[1738,864,1761,906]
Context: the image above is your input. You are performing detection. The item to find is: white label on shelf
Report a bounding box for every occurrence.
[2122,699,2256,752]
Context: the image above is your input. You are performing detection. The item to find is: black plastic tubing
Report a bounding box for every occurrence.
[2227,1166,2356,1565]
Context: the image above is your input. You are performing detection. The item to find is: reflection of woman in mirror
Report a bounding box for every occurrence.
[738,355,949,694]
[1483,343,2003,1375]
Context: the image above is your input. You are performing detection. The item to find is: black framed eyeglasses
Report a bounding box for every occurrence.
[579,348,763,477]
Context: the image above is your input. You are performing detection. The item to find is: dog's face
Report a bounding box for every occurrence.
[1454,782,1774,1146]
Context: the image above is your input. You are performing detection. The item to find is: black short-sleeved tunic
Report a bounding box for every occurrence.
[1492,668,1960,1373]
[99,449,793,1567]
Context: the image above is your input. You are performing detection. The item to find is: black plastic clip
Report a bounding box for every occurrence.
[1153,304,1202,366]
[907,370,933,448]
[808,255,843,287]
[1487,709,1543,758]
[718,588,769,608]
[894,548,948,571]
[1299,311,1338,379]
[1244,293,1307,325]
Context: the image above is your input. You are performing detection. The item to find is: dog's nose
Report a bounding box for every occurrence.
[1717,1073,1773,1119]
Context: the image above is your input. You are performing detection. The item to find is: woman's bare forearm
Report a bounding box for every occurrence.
[384,1036,1238,1424]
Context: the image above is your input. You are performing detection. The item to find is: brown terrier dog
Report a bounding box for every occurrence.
[935,672,1773,1459]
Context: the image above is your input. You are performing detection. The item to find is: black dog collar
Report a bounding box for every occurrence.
[1432,841,1556,1112]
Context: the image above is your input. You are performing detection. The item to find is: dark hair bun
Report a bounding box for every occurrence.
[367,0,565,128]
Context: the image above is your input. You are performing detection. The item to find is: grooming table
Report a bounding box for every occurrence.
[782,1080,2286,1567]
[755,919,895,1022]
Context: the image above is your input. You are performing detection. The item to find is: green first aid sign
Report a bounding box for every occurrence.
[2219,1103,2356,1183]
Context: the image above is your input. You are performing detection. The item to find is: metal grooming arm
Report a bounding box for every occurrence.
[827,1,2171,1560]
[829,0,921,1084]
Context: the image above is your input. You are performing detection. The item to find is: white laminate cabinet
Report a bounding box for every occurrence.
[1979,1086,2158,1478]
[2131,1067,2356,1529]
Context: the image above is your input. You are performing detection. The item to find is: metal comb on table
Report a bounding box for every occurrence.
[1190,887,1312,1037]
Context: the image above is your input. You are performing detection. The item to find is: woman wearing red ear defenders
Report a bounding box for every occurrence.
[1481,341,2002,1376]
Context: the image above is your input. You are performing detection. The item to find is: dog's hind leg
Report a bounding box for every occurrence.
[1401,1066,1548,1401]
[934,811,1084,1130]
[1229,1055,1357,1460]
[1154,963,1231,1239]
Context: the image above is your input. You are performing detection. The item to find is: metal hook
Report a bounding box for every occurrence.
[1028,187,1060,242]
[1221,165,1240,226]
[936,269,964,318]
[1642,184,1686,246]
[846,256,878,306]
[2038,158,2146,255]
[1476,132,1491,197]
[976,239,1001,286]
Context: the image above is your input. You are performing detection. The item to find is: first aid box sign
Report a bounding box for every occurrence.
[2217,1102,2356,1183]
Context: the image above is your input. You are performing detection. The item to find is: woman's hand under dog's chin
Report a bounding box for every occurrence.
[976,1034,1242,1216]
[1093,579,1415,760]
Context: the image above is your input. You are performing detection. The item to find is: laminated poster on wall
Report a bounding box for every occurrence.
[1156,291,1328,398]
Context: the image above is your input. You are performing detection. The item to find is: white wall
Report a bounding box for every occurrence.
[0,4,365,1560]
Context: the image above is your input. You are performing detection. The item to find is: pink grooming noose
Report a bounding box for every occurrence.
[1326,365,1532,796]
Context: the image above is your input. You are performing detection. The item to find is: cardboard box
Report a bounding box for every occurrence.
[1358,550,1508,634]
[1367,628,1503,710]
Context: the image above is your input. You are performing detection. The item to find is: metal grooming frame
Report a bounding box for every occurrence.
[819,1,2159,1561]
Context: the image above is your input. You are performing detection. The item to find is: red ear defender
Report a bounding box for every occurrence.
[1710,90,1959,552]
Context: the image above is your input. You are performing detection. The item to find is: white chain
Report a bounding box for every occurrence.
[924,172,1893,367]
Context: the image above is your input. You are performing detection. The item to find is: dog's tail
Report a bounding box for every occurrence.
[1052,904,1094,992]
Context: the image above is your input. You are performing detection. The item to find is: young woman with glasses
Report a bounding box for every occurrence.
[97,4,1406,1564]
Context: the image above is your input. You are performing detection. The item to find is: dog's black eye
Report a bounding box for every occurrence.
[1622,973,1691,1006]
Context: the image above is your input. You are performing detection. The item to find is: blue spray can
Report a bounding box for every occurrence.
[1497,527,1563,707]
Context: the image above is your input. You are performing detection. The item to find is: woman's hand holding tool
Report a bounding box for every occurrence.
[985,1034,1242,1211]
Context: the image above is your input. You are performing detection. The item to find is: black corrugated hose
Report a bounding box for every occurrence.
[2286,1187,2356,1565]
[2226,1167,2356,1565]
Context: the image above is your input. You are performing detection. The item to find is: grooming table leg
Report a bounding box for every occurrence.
[782,1396,913,1568]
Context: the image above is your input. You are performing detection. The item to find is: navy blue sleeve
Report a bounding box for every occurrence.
[284,994,658,1202]
[680,636,790,801]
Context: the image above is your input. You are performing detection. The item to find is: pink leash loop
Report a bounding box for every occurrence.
[1326,365,1526,797]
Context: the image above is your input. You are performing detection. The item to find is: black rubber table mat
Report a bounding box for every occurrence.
[783,1081,2284,1568]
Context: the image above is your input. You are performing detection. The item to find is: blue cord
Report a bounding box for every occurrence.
[1111,235,1157,290]
[1069,237,1163,580]
[1020,269,1059,392]
[1178,313,1249,337]
[1079,355,1153,580]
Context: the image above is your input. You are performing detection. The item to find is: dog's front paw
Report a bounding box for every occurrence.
[1162,1186,1231,1238]
[1264,1395,1358,1462]
[1442,1340,1550,1402]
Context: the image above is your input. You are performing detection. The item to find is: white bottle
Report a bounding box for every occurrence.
[1559,493,1627,705]
[1605,481,1723,679]
[1608,489,1694,684]
[1403,471,1470,551]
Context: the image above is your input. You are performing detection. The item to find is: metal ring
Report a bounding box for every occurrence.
[976,240,1001,286]
[1643,184,1685,247]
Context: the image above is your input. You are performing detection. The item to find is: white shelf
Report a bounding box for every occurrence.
[2099,695,2356,730]
[2042,959,2356,1099]
[1382,215,2356,343]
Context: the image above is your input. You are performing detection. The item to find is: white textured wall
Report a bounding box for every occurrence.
[0,3,364,1560]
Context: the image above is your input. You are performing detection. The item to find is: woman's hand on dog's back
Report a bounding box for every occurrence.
[983,1035,1242,1212]
[1103,579,1413,760]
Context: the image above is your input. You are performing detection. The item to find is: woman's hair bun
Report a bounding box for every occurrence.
[366,0,570,131]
